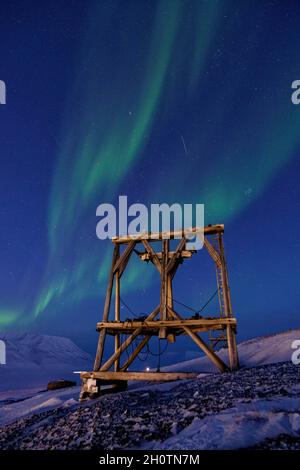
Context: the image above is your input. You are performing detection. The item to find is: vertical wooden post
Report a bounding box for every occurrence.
[166,273,175,343]
[114,268,120,371]
[93,244,119,371]
[167,274,173,311]
[218,233,239,370]
[159,239,168,339]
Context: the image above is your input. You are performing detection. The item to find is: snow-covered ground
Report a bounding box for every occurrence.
[0,361,299,450]
[165,328,300,373]
[0,329,299,449]
[148,393,300,450]
[0,386,80,427]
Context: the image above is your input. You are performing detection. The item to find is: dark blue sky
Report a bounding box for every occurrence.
[0,0,299,365]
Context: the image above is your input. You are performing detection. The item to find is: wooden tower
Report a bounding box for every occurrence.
[80,224,239,399]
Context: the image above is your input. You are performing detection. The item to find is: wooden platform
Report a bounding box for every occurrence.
[96,317,237,336]
[80,371,198,382]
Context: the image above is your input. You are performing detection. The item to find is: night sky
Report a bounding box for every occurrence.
[1,0,300,365]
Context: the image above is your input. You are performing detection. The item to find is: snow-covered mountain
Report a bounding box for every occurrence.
[0,333,92,392]
[165,328,300,373]
[0,329,299,392]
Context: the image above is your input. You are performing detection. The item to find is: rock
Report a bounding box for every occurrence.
[47,379,76,391]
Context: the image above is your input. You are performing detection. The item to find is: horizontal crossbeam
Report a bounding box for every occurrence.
[112,225,224,244]
[97,318,236,331]
[139,250,195,261]
[80,371,198,382]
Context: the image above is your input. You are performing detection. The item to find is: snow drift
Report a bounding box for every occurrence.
[165,329,300,373]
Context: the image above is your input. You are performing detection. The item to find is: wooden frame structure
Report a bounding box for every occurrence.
[80,224,239,399]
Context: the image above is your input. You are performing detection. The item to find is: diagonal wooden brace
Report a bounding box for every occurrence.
[120,335,151,371]
[113,241,136,278]
[100,306,160,371]
[166,238,186,274]
[203,238,222,267]
[142,240,162,274]
[168,307,228,372]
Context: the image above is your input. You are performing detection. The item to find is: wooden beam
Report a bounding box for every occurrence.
[159,240,168,338]
[168,308,228,373]
[141,240,161,273]
[170,256,181,280]
[97,324,236,337]
[97,318,237,331]
[218,233,239,370]
[100,306,160,371]
[203,238,222,267]
[167,274,173,310]
[112,225,224,244]
[93,245,119,371]
[139,250,194,261]
[113,241,136,277]
[114,269,120,371]
[166,272,175,341]
[81,371,198,382]
[166,238,186,274]
[218,233,232,314]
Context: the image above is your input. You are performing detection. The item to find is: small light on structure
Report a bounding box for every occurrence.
[146,367,150,372]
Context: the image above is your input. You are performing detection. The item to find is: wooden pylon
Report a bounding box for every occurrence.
[80,224,239,400]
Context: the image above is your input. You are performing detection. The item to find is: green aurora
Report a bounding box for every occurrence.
[1,0,300,329]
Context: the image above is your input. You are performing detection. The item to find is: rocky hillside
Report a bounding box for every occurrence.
[0,361,299,450]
